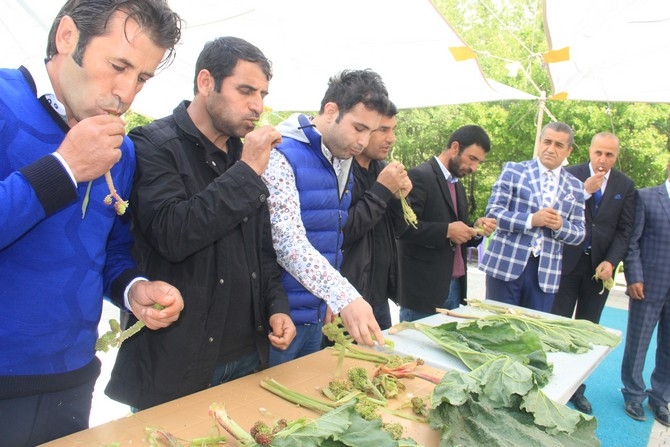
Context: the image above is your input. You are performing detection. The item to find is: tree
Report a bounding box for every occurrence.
[390,0,670,219]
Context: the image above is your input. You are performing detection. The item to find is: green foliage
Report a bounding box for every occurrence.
[123,110,153,132]
[389,0,670,219]
[430,358,600,447]
[391,320,552,386]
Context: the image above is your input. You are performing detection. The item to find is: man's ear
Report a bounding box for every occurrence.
[322,101,340,123]
[54,15,79,56]
[195,69,215,96]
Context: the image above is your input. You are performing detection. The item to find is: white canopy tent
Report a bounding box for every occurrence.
[543,0,670,103]
[0,0,536,118]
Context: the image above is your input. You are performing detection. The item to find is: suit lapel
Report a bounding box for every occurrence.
[430,158,456,214]
[657,184,670,223]
[528,160,543,208]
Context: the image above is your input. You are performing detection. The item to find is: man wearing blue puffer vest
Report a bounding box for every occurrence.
[262,69,391,365]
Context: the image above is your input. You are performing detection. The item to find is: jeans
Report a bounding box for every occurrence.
[269,322,323,367]
[210,350,261,386]
[372,299,393,330]
[399,278,462,322]
[443,278,462,310]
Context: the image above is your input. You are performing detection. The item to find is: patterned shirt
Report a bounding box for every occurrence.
[262,149,360,314]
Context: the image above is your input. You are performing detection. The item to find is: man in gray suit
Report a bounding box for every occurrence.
[621,160,670,427]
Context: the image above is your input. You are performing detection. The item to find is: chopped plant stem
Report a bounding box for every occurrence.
[104,170,129,215]
[389,149,418,229]
[260,378,336,413]
[81,180,93,219]
[593,265,615,295]
[96,303,164,352]
[435,307,478,319]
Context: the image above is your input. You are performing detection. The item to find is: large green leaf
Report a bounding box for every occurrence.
[430,359,600,447]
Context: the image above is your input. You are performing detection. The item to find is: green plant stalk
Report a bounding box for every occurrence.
[260,378,337,414]
[96,303,165,352]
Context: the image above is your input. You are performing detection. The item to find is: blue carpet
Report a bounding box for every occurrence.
[576,306,658,447]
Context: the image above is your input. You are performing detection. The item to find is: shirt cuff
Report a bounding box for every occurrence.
[51,152,77,186]
[525,214,533,230]
[124,277,149,310]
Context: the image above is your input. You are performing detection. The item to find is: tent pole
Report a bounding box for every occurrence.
[533,91,547,158]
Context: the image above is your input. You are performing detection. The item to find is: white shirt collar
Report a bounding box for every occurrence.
[22,58,66,120]
[536,158,561,178]
[435,156,458,183]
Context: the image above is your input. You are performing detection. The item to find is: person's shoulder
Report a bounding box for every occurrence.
[500,159,530,173]
[565,161,588,174]
[610,167,635,187]
[128,114,179,146]
[409,158,433,173]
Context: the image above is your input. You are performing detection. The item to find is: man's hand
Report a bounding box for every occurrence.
[532,208,563,231]
[57,114,126,182]
[268,313,296,350]
[339,298,384,347]
[627,282,645,300]
[377,161,412,198]
[594,261,614,281]
[324,306,337,325]
[128,280,184,330]
[473,217,497,237]
[447,221,477,244]
[240,125,282,175]
[584,170,606,195]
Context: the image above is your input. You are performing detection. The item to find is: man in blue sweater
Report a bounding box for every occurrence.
[0,1,184,444]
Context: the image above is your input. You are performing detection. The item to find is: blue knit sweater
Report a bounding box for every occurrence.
[0,68,140,398]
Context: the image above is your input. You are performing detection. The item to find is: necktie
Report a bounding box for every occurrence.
[593,188,603,207]
[532,171,556,256]
[447,181,465,277]
[542,171,556,208]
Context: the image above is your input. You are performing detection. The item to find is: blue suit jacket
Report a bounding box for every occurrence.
[624,184,670,295]
[479,159,586,293]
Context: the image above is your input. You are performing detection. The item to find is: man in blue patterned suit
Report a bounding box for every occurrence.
[479,122,585,312]
[620,161,670,427]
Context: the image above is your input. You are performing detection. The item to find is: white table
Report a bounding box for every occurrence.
[384,301,621,404]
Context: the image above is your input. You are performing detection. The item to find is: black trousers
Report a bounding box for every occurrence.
[552,252,609,324]
[0,374,97,446]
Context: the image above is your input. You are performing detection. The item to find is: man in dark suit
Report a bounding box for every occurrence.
[396,125,496,322]
[620,161,670,427]
[552,132,636,414]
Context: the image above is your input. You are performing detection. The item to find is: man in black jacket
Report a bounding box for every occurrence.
[552,132,635,414]
[340,103,411,330]
[397,125,496,322]
[105,37,295,411]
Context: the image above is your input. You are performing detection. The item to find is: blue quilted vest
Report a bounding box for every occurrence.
[275,114,353,325]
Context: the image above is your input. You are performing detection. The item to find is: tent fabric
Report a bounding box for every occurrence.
[543,0,670,103]
[0,0,535,118]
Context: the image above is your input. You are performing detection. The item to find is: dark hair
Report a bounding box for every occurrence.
[319,69,390,121]
[46,0,182,68]
[193,36,272,95]
[385,100,398,118]
[448,125,492,153]
[541,121,574,147]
